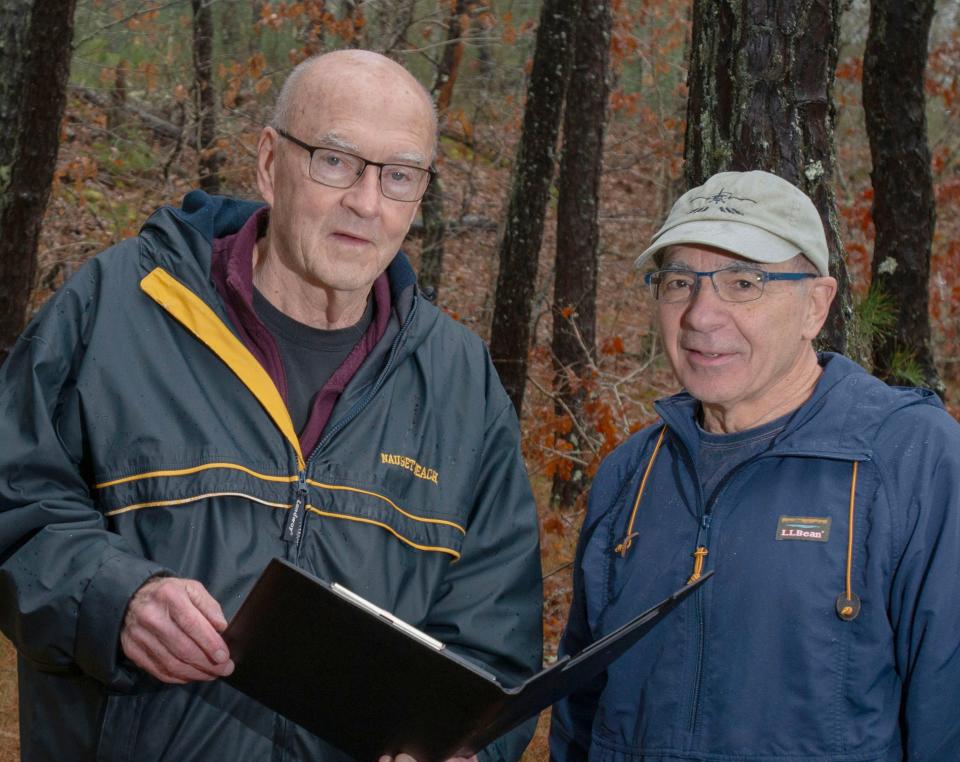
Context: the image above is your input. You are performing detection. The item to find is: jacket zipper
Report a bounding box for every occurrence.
[666,438,710,738]
[688,511,711,735]
[282,471,308,543]
[285,294,420,551]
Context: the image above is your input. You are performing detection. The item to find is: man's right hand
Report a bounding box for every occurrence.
[120,576,235,684]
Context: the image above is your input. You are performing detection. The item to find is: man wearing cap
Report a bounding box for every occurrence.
[550,170,960,760]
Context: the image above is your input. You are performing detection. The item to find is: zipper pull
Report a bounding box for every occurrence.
[687,546,709,584]
[283,472,308,544]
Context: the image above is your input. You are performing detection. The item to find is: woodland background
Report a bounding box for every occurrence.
[1,0,959,758]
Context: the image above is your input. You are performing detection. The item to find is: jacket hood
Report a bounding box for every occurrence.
[656,352,944,459]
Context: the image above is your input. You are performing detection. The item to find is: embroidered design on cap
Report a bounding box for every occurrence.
[689,188,758,216]
[776,516,831,542]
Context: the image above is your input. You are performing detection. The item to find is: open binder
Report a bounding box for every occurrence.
[223,558,712,761]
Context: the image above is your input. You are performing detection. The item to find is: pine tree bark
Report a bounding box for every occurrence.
[685,0,852,355]
[251,0,266,53]
[489,0,577,414]
[192,0,220,193]
[297,1,327,58]
[863,0,941,393]
[342,0,365,48]
[418,175,445,296]
[550,0,612,509]
[376,0,415,57]
[0,0,77,364]
[418,0,468,297]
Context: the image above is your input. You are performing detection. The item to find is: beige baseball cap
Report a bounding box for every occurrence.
[634,170,830,276]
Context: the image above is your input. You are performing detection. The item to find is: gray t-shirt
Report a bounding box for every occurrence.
[253,288,373,434]
[697,411,793,507]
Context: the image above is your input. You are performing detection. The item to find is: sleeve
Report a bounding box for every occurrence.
[0,263,169,689]
[883,408,960,760]
[422,402,543,762]
[547,503,605,761]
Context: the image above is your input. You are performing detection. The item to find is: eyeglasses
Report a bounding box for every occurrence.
[275,128,435,202]
[644,265,818,303]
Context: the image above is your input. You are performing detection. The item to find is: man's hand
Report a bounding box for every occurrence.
[120,576,235,684]
[377,754,477,762]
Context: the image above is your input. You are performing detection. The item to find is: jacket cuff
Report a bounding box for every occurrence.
[74,549,169,688]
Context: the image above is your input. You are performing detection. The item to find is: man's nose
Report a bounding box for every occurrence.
[681,274,728,328]
[342,164,382,217]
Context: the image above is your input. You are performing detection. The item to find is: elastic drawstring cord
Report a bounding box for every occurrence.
[614,426,667,557]
[837,461,861,621]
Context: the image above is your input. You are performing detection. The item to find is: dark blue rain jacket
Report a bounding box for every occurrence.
[0,192,542,761]
[551,353,960,761]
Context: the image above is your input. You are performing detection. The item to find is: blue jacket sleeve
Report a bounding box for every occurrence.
[548,524,605,761]
[547,439,642,761]
[548,427,657,760]
[0,260,168,688]
[881,406,960,759]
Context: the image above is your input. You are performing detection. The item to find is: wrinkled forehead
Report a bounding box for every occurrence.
[289,64,436,158]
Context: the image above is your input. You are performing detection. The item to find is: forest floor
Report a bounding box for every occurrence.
[0,637,18,762]
[1,88,957,760]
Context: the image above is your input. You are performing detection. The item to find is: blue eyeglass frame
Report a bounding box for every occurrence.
[643,266,819,302]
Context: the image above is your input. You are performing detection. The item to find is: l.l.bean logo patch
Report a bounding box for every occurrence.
[776,516,831,542]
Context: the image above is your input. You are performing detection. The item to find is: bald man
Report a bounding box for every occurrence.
[0,51,542,761]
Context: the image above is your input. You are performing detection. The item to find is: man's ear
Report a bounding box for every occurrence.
[256,126,278,206]
[802,276,838,340]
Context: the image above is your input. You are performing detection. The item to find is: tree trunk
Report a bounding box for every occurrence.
[251,0,265,54]
[0,0,77,364]
[418,0,468,297]
[685,0,852,355]
[220,0,245,52]
[433,0,467,115]
[418,175,445,296]
[192,0,220,193]
[296,1,327,58]
[376,0,415,57]
[341,0,365,48]
[108,59,128,133]
[662,2,691,217]
[550,0,612,509]
[489,0,577,415]
[863,0,941,394]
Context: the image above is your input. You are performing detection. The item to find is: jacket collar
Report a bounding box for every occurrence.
[654,352,943,462]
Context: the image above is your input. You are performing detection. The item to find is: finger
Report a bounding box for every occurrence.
[123,578,234,678]
[139,600,227,674]
[377,757,393,762]
[131,581,231,674]
[185,580,229,632]
[123,626,217,684]
[165,585,231,667]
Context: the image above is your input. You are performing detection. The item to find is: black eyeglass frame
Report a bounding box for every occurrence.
[643,265,819,303]
[274,127,436,202]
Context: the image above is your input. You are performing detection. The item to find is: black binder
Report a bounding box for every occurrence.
[223,558,711,761]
